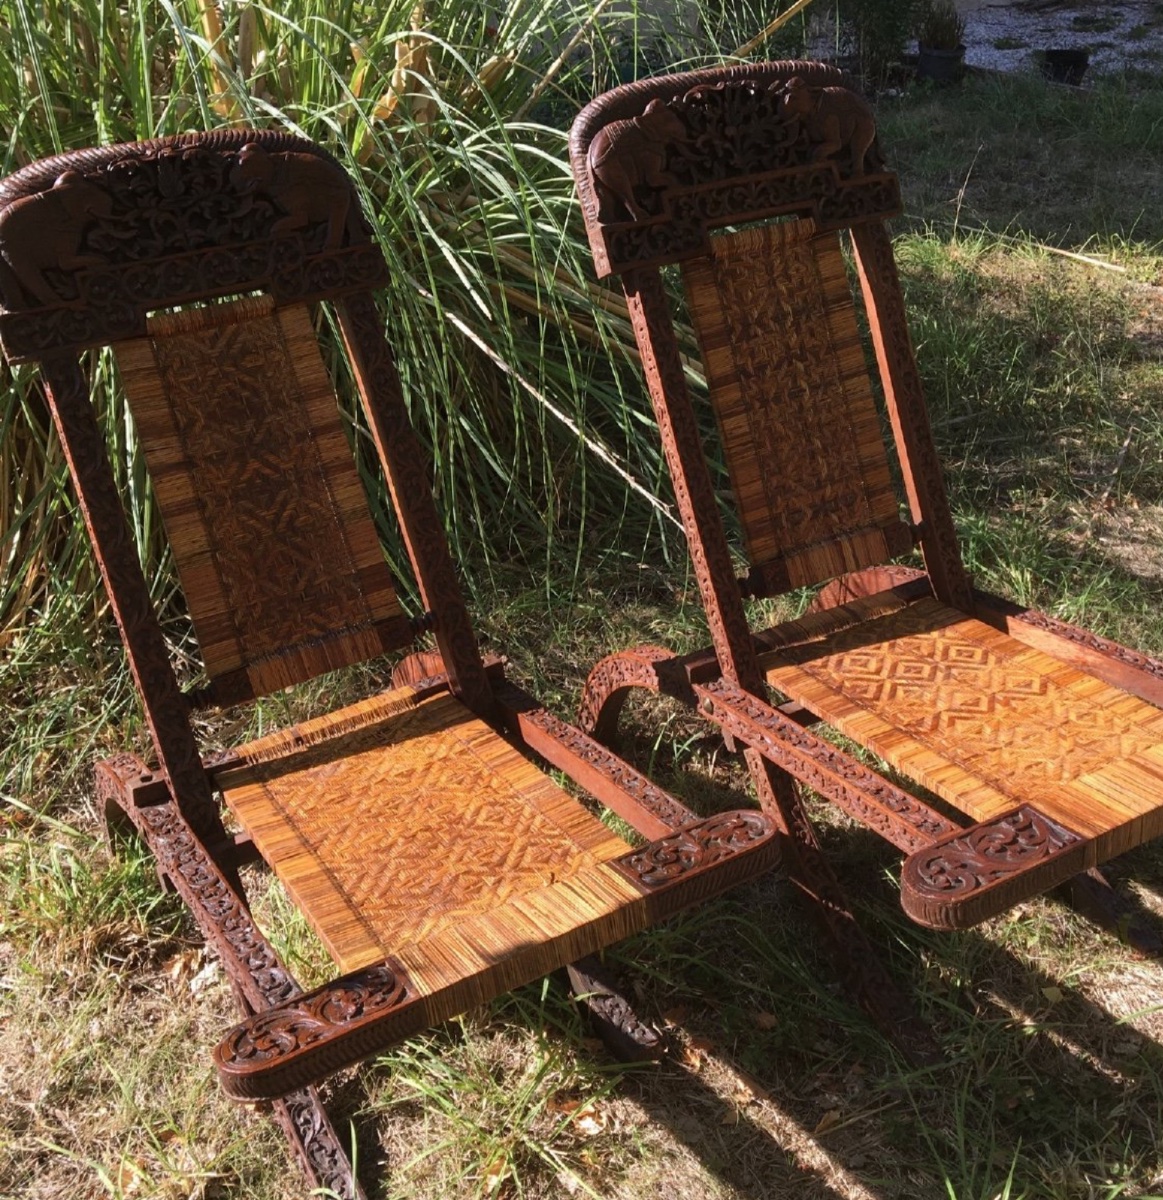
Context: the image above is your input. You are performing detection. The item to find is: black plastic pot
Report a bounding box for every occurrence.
[1041,48,1089,85]
[917,43,965,84]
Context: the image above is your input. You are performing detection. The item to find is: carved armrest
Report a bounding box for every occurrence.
[900,806,1089,930]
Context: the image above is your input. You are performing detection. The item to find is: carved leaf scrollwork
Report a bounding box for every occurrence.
[614,810,774,889]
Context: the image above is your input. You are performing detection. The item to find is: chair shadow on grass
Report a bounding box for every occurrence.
[552,705,1163,1200]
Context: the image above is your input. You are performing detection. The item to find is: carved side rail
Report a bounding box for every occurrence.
[493,678,699,839]
[95,753,367,1200]
[0,131,388,362]
[692,679,957,853]
[610,808,781,916]
[215,961,425,1100]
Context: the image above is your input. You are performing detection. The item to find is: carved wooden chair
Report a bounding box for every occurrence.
[0,132,781,1197]
[570,61,1163,1043]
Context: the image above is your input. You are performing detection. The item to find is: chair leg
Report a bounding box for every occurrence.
[271,1087,368,1200]
[96,755,369,1197]
[745,750,940,1066]
[565,955,665,1062]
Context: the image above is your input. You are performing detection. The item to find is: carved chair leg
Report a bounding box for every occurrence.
[95,755,369,1196]
[565,954,664,1062]
[749,753,940,1065]
[272,1087,368,1200]
[1055,867,1163,958]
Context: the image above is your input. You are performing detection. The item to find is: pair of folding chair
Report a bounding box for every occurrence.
[5,61,1161,1195]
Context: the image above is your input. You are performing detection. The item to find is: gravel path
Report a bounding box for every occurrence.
[959,0,1163,79]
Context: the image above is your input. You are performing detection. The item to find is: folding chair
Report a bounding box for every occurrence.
[569,61,1163,1046]
[0,131,781,1197]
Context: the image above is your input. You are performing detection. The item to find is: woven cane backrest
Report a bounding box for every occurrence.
[572,62,973,611]
[114,295,408,699]
[682,219,912,593]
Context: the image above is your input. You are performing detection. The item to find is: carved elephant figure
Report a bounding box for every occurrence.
[230,145,356,249]
[778,77,879,177]
[588,99,689,222]
[0,171,115,308]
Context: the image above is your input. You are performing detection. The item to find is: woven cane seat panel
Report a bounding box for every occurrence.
[114,298,403,697]
[760,596,1163,858]
[683,220,906,590]
[219,687,641,982]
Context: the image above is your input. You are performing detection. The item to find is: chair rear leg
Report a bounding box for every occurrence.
[746,751,940,1065]
[1056,868,1163,957]
[565,955,665,1062]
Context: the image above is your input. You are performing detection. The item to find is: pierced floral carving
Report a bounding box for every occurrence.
[0,132,388,361]
[614,810,774,889]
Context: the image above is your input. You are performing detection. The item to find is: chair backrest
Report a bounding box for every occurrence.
[0,131,491,834]
[571,63,971,622]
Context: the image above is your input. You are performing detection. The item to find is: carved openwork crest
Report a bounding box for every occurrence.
[570,62,901,276]
[0,132,387,361]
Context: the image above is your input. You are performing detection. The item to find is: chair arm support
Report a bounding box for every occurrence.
[214,961,426,1100]
[900,805,1089,930]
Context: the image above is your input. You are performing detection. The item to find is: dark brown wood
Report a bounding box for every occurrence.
[494,677,697,840]
[215,961,424,1100]
[570,62,900,277]
[1054,868,1163,957]
[694,679,957,854]
[901,806,1088,930]
[94,754,367,1199]
[0,132,387,363]
[565,956,665,1062]
[849,221,973,610]
[336,292,496,719]
[46,361,225,844]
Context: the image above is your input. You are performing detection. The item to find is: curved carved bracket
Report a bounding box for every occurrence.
[570,62,901,277]
[901,805,1089,930]
[576,644,689,745]
[215,960,425,1100]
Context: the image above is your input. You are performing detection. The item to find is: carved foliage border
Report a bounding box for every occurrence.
[696,678,957,852]
[216,962,420,1100]
[901,805,1087,929]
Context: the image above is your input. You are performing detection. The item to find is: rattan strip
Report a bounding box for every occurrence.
[760,595,1163,856]
[222,689,634,975]
[114,299,403,697]
[683,220,904,590]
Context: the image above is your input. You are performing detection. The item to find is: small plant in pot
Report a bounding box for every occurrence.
[916,0,966,83]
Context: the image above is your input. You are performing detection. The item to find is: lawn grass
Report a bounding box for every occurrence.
[5,52,1163,1200]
